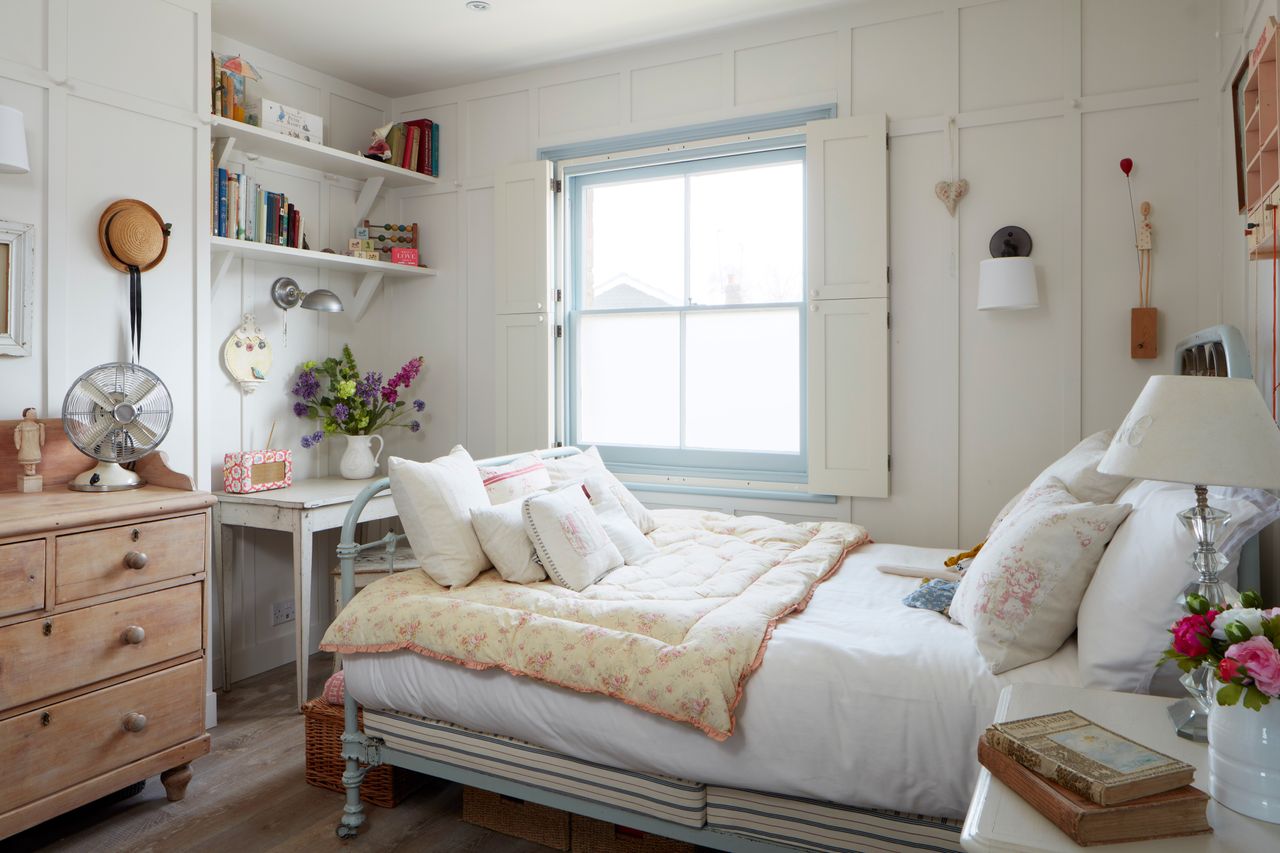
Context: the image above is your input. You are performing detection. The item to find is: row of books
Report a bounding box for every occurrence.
[385,119,439,176]
[212,166,304,249]
[982,710,1208,845]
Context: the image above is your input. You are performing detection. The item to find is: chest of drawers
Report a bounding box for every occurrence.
[0,478,214,839]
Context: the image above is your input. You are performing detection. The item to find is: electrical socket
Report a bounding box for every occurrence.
[271,599,295,626]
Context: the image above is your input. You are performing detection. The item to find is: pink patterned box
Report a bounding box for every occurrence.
[223,449,293,493]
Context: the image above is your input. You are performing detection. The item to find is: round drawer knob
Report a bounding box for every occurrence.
[122,712,147,733]
[122,625,146,645]
[123,551,149,570]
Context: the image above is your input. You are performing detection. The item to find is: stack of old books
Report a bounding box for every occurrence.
[979,710,1211,846]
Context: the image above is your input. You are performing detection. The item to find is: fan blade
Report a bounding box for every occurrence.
[123,419,158,449]
[77,380,118,412]
[121,374,159,407]
[75,412,118,450]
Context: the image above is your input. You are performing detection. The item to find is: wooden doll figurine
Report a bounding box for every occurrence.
[13,407,45,492]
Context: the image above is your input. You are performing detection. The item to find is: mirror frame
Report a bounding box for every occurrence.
[0,219,34,357]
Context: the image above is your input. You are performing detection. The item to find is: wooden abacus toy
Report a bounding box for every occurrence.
[358,219,420,266]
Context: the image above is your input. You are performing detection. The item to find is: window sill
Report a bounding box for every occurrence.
[619,476,837,504]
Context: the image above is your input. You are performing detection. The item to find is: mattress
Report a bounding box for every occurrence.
[343,540,1081,819]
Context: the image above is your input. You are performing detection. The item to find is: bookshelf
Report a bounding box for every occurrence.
[1244,19,1280,256]
[211,236,436,321]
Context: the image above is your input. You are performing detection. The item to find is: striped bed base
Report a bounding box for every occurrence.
[362,708,962,852]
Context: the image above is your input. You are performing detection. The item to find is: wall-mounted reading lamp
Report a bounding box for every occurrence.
[978,225,1038,311]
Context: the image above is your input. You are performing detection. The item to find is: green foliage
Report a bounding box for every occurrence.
[1243,686,1271,711]
[1217,682,1243,706]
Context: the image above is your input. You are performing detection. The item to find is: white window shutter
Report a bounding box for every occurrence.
[807,298,889,497]
[495,160,554,315]
[495,313,554,454]
[494,160,555,454]
[806,115,887,301]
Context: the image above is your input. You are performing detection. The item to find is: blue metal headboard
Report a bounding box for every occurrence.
[1173,325,1262,592]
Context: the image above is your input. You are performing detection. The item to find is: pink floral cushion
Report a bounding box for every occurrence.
[322,670,346,705]
[951,478,1131,673]
[478,453,552,505]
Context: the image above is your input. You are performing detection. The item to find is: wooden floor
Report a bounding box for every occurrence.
[7,654,548,853]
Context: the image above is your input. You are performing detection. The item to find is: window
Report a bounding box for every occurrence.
[564,143,806,480]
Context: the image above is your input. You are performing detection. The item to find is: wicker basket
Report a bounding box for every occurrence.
[301,698,425,808]
[570,815,695,853]
[462,786,571,850]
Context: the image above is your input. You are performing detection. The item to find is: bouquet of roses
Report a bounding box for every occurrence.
[1161,590,1280,710]
[290,345,425,447]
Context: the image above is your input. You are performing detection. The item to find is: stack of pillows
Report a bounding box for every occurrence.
[388,446,658,593]
[948,431,1280,694]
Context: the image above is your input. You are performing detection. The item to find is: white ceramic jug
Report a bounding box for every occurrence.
[339,433,383,480]
[1208,696,1280,823]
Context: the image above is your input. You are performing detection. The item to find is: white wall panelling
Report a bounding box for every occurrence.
[387,0,1219,549]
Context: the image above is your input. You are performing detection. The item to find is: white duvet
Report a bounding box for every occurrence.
[343,534,1080,819]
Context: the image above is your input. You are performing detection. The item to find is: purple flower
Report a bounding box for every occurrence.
[381,386,399,404]
[300,435,313,449]
[412,399,425,412]
[291,369,320,401]
[292,401,308,417]
[388,356,424,390]
[356,371,382,407]
[409,420,421,433]
[333,403,350,422]
[311,430,324,443]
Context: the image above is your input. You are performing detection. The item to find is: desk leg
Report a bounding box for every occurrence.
[216,506,235,694]
[292,515,314,709]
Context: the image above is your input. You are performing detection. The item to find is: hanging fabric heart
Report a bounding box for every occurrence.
[935,179,969,217]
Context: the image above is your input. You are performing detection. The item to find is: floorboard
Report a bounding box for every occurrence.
[5,654,548,852]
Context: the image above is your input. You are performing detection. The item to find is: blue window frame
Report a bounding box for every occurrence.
[563,141,807,482]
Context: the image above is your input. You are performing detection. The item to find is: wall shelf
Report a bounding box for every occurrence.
[210,236,436,321]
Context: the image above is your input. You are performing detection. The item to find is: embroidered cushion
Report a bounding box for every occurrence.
[1077,480,1280,694]
[477,453,552,504]
[585,477,658,565]
[389,446,491,588]
[471,491,549,584]
[322,670,346,705]
[951,478,1131,673]
[544,446,657,534]
[524,484,623,591]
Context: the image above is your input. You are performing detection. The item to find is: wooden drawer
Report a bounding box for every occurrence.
[55,513,205,604]
[0,539,45,618]
[0,583,202,712]
[0,660,204,813]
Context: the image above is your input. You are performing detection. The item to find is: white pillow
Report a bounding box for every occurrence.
[388,446,491,588]
[477,453,551,505]
[524,484,623,591]
[470,492,548,584]
[951,478,1131,674]
[585,479,658,565]
[1076,480,1280,694]
[1029,430,1132,506]
[544,447,657,534]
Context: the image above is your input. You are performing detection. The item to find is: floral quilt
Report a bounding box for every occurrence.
[320,509,869,740]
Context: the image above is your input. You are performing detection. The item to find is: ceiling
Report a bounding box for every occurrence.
[212,0,846,97]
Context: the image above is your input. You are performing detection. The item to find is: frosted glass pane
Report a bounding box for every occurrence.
[689,161,803,306]
[582,177,683,309]
[578,313,679,446]
[685,310,800,452]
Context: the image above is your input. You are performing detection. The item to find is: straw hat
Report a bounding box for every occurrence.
[98,199,169,272]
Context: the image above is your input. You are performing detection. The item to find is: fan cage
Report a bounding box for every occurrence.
[62,362,173,464]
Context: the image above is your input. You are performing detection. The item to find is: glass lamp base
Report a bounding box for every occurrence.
[1168,698,1209,742]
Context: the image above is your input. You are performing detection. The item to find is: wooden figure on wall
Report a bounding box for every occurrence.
[1121,158,1157,359]
[12,407,44,492]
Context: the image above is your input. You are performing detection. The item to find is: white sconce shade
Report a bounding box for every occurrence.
[978,257,1038,310]
[0,105,29,174]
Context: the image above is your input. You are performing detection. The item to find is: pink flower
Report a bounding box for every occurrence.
[1172,611,1218,658]
[1220,657,1243,682]
[1226,635,1280,696]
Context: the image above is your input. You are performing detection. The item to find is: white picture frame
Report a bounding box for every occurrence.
[0,219,34,356]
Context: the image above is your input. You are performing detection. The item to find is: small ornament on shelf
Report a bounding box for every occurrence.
[361,219,421,266]
[12,407,45,493]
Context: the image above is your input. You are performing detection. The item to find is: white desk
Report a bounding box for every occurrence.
[962,683,1280,852]
[214,477,397,707]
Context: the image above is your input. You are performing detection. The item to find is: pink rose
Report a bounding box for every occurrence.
[1172,611,1218,658]
[1220,657,1242,682]
[1226,635,1280,697]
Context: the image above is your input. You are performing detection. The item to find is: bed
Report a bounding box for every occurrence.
[324,325,1268,850]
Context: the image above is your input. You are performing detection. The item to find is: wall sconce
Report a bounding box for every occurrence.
[978,225,1038,311]
[271,276,343,312]
[0,105,30,174]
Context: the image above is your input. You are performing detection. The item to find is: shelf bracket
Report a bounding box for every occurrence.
[353,176,384,231]
[211,249,234,295]
[350,271,384,322]
[213,135,237,171]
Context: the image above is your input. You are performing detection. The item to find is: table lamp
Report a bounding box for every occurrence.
[1098,374,1280,738]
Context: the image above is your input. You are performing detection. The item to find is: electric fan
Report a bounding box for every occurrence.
[62,362,173,491]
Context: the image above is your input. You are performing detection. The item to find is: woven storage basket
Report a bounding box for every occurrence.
[570,814,694,853]
[302,698,425,808]
[462,786,571,850]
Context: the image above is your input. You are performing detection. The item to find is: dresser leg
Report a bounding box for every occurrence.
[161,764,193,802]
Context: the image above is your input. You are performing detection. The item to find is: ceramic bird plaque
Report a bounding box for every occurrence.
[222,313,272,393]
[935,179,969,217]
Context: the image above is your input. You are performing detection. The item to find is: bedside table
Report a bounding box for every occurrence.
[962,684,1280,852]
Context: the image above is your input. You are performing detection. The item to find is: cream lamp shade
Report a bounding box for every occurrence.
[1097,375,1280,488]
[977,257,1038,310]
[0,105,29,174]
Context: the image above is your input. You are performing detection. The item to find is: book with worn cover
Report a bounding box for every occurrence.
[985,710,1194,806]
[978,735,1210,846]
